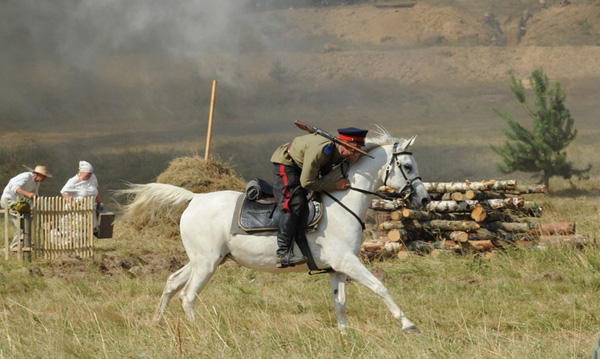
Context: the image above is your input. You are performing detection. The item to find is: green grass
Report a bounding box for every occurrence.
[1,183,599,358]
[1,247,599,358]
[1,2,599,355]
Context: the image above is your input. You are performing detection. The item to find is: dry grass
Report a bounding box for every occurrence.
[114,155,247,242]
[1,2,600,356]
[1,242,599,358]
[1,158,599,358]
[156,154,246,193]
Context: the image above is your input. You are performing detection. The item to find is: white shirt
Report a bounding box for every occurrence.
[60,173,99,200]
[1,172,39,202]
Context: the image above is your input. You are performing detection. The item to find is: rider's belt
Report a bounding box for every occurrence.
[287,143,296,164]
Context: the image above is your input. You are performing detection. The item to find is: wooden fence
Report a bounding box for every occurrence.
[3,196,95,261]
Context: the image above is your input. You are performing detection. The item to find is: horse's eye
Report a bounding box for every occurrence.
[403,164,412,171]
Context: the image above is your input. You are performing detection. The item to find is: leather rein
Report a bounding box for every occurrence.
[323,143,421,230]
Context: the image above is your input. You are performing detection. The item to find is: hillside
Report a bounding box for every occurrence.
[1,1,599,194]
[212,2,600,84]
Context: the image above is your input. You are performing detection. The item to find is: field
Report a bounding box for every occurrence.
[1,192,600,358]
[2,0,600,357]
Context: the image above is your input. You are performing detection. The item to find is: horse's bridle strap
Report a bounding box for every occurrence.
[323,191,366,230]
[384,145,421,196]
[329,143,421,228]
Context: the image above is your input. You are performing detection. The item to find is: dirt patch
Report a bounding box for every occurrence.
[524,5,600,46]
[274,3,600,47]
[42,250,189,280]
[276,3,485,46]
[201,3,600,85]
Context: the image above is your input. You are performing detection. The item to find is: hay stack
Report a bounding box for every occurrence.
[116,155,247,241]
[156,155,246,193]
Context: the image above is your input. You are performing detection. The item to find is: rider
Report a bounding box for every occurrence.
[270,126,368,268]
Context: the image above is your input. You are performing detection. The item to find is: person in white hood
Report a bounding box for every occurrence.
[60,161,101,207]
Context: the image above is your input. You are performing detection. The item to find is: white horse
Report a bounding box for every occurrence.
[121,129,431,334]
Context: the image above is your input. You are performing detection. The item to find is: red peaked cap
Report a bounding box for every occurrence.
[337,127,368,146]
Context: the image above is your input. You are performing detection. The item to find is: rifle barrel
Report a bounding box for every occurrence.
[293,120,374,159]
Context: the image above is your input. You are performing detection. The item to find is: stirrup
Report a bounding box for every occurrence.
[276,254,308,268]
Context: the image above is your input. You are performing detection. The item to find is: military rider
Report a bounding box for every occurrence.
[270,127,368,268]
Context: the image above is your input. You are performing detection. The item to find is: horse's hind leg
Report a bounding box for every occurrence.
[154,262,193,323]
[335,254,420,334]
[179,255,224,322]
[329,271,348,335]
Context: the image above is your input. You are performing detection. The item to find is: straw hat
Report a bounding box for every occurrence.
[23,164,52,178]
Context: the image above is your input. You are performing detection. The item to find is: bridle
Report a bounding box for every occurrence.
[381,142,422,199]
[323,142,421,229]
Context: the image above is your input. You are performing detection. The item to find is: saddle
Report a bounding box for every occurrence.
[234,178,323,234]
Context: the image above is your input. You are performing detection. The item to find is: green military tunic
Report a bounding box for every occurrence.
[270,134,345,192]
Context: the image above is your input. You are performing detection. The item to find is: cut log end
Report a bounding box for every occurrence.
[397,251,410,261]
[470,205,487,222]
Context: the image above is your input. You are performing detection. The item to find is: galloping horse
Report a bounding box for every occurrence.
[121,128,430,334]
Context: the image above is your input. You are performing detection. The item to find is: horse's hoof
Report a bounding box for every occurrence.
[402,325,421,334]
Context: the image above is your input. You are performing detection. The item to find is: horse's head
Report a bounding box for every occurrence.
[380,136,431,209]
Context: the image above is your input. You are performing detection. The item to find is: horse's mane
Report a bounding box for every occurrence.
[363,125,406,153]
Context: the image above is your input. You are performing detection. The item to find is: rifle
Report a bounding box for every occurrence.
[294,120,374,159]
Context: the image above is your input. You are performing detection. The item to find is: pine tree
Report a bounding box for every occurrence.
[491,68,590,192]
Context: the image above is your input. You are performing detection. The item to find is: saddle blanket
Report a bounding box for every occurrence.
[230,194,323,236]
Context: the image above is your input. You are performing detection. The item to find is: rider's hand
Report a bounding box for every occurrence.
[335,178,351,191]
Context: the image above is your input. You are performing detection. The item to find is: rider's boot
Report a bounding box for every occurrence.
[276,211,308,268]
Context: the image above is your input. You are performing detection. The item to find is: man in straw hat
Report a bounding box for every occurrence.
[270,126,368,268]
[1,165,51,248]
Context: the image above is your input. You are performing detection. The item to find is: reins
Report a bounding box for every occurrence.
[324,142,419,229]
[322,191,366,230]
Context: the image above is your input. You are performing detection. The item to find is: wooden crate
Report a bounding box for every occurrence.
[96,207,115,239]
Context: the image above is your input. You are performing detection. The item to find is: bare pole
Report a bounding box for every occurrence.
[4,204,8,260]
[204,80,218,161]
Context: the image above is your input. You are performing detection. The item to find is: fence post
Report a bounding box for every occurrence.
[23,214,31,262]
[16,211,22,260]
[3,204,8,260]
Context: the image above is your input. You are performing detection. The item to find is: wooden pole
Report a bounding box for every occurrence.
[204,80,218,161]
[23,214,31,262]
[4,203,8,260]
[16,211,21,260]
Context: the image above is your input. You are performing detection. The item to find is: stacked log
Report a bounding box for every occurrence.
[364,179,596,259]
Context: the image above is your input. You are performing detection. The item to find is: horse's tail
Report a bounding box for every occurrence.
[116,183,196,225]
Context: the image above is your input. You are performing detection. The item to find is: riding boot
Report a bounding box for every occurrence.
[276,211,308,268]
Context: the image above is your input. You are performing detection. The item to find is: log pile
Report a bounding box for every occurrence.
[362,180,596,260]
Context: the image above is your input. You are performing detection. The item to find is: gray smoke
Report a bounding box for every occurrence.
[1,1,248,67]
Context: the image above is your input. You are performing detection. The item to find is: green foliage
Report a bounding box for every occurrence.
[10,197,31,214]
[491,68,591,192]
[268,59,296,83]
[578,18,592,34]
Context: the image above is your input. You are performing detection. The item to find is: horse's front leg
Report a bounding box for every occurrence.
[329,271,348,335]
[334,254,420,334]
